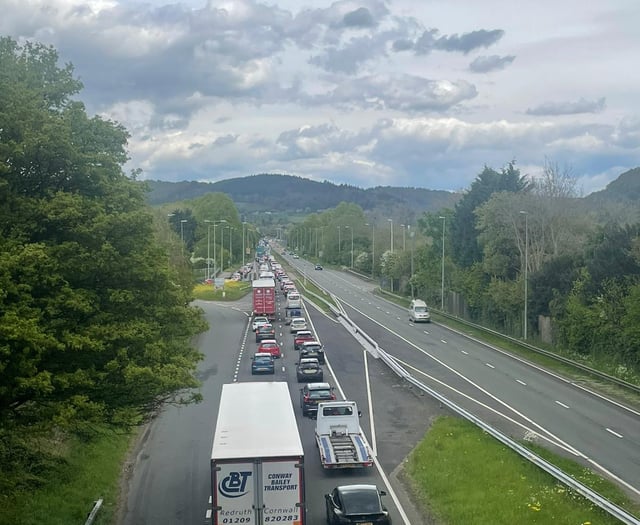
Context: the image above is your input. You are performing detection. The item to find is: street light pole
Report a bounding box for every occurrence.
[205,220,212,279]
[212,220,227,278]
[337,226,341,255]
[520,210,529,340]
[439,216,446,311]
[409,225,415,298]
[228,226,233,268]
[345,226,354,268]
[388,218,393,253]
[401,224,406,251]
[242,221,247,267]
[220,225,225,272]
[180,219,187,256]
[366,223,375,279]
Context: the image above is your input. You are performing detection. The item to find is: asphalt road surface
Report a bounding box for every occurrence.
[285,253,640,499]
[119,279,443,524]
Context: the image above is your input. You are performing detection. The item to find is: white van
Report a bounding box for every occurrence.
[286,291,302,309]
[409,299,431,323]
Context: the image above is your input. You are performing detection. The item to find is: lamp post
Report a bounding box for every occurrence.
[520,210,529,340]
[409,225,415,298]
[337,226,341,254]
[180,219,188,255]
[205,220,213,279]
[220,224,225,272]
[315,228,319,257]
[242,221,247,267]
[227,226,233,269]
[212,220,227,278]
[401,224,406,251]
[439,216,446,311]
[345,226,354,268]
[366,223,375,279]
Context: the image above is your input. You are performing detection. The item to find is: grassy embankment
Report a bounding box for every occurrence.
[405,416,640,524]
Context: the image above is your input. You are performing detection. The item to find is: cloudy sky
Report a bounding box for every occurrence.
[3,0,639,194]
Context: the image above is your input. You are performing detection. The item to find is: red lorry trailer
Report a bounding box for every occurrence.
[252,278,276,320]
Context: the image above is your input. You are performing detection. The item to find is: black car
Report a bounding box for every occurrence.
[299,341,325,364]
[300,382,335,417]
[325,484,391,524]
[255,324,275,342]
[296,358,323,382]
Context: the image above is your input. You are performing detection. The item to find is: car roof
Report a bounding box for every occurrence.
[291,317,306,322]
[337,484,379,493]
[259,339,278,344]
[306,382,331,390]
[300,357,319,364]
[296,330,312,335]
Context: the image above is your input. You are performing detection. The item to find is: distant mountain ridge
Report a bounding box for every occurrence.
[143,168,640,220]
[143,174,462,218]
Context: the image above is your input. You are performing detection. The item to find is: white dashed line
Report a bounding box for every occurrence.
[555,400,570,409]
[606,428,623,438]
[460,350,468,355]
[516,379,527,386]
[440,339,447,344]
[485,363,495,369]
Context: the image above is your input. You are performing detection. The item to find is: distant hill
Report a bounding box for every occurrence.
[143,174,462,220]
[584,167,640,204]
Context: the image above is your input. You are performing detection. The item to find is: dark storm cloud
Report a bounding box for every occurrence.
[526,97,606,116]
[469,54,515,73]
[343,7,375,28]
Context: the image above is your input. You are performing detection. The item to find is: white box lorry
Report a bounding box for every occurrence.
[314,400,373,469]
[211,382,306,525]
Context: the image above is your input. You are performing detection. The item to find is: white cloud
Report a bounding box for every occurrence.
[2,0,638,194]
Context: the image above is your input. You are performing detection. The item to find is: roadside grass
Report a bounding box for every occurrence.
[0,427,133,525]
[192,280,252,301]
[405,416,640,525]
[295,277,335,313]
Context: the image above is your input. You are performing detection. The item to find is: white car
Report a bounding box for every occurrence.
[252,316,269,331]
[289,317,308,333]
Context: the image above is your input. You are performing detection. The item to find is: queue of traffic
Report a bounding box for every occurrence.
[210,241,392,525]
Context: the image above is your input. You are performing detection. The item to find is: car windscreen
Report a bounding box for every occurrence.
[308,390,331,399]
[341,489,383,515]
[254,356,272,364]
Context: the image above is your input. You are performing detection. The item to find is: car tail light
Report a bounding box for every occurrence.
[303,394,310,402]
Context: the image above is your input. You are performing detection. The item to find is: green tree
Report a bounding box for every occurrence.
[450,162,529,269]
[0,38,206,490]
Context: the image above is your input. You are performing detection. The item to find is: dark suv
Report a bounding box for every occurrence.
[300,382,335,417]
[325,484,391,524]
[296,358,323,383]
[255,324,275,342]
[300,341,325,364]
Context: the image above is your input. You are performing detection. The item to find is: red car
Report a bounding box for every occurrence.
[294,330,315,350]
[257,339,281,358]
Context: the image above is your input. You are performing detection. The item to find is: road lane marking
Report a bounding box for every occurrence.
[485,363,495,369]
[363,349,377,457]
[516,379,527,386]
[555,400,570,409]
[606,428,623,438]
[461,350,469,355]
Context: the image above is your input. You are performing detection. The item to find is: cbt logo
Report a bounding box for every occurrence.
[219,471,252,498]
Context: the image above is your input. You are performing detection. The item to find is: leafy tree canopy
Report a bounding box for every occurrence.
[0,36,206,456]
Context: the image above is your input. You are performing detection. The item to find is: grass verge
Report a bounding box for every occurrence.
[404,416,640,525]
[192,280,252,301]
[0,427,133,525]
